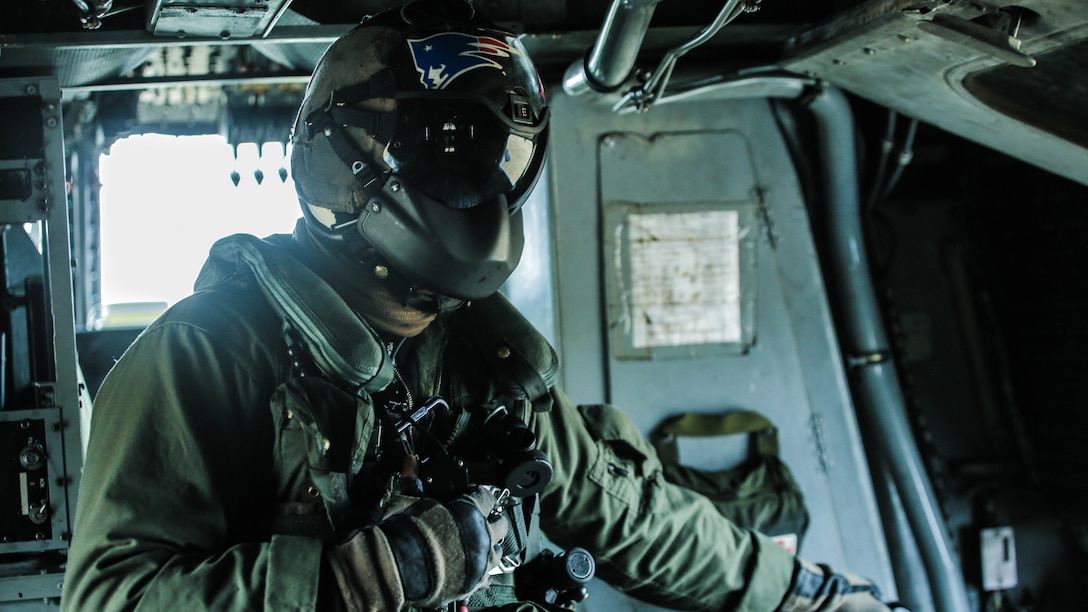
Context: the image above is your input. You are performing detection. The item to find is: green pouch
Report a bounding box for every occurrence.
[651,410,810,549]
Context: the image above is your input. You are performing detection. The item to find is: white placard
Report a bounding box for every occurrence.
[626,209,742,348]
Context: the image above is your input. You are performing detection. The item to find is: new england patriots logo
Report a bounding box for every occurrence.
[407,32,516,90]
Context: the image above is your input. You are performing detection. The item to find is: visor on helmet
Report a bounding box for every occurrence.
[385,94,547,211]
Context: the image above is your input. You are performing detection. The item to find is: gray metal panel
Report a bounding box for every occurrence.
[0,77,83,605]
[0,572,65,607]
[548,90,894,609]
[147,0,293,39]
[780,0,1088,188]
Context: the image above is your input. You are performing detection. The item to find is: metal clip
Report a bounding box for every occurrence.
[488,554,523,576]
[394,396,449,433]
[489,487,512,520]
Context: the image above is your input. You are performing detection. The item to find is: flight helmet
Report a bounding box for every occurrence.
[290,0,550,301]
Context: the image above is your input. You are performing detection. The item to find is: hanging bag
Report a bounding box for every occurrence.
[651,410,810,552]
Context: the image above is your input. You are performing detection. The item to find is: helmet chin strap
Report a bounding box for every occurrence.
[301,71,398,203]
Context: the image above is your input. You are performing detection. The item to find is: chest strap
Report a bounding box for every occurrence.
[454,294,559,412]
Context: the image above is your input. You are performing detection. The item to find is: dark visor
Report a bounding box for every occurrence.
[384,95,546,211]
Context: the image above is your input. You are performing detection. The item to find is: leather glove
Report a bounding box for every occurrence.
[778,558,891,611]
[326,487,509,611]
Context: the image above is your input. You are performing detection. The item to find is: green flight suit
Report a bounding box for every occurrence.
[60,233,795,611]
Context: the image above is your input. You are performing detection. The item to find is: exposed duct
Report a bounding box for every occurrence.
[71,0,114,29]
[563,0,757,111]
[562,0,666,97]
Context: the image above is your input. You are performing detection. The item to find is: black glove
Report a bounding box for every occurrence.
[777,558,892,611]
[326,486,509,611]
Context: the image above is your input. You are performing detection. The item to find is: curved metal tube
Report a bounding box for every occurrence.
[71,0,113,29]
[806,86,972,612]
[615,69,810,112]
[563,0,665,96]
[567,0,750,111]
[632,0,745,109]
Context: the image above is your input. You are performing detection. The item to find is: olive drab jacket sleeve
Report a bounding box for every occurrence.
[533,388,796,612]
[61,289,326,611]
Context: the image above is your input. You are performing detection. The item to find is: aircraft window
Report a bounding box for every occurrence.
[91,134,555,339]
[93,135,300,328]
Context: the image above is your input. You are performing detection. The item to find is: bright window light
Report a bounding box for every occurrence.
[97,134,301,317]
[96,133,555,339]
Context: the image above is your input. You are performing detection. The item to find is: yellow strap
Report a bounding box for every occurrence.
[652,410,779,465]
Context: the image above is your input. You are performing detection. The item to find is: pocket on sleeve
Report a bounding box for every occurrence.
[577,404,663,508]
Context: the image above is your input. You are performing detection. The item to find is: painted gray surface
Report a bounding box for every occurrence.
[780,0,1088,189]
[0,77,81,610]
[545,89,896,610]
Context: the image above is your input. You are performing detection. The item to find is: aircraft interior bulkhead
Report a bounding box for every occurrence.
[1,1,1086,610]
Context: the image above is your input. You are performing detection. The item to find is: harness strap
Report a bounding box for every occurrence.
[327,72,399,145]
[306,111,385,195]
[454,294,559,412]
[301,70,399,200]
[332,71,396,107]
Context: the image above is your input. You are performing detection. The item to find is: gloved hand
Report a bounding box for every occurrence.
[326,486,509,611]
[777,558,891,611]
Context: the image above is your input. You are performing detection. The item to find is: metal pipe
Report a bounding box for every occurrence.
[563,0,665,96]
[70,0,113,29]
[262,0,295,39]
[619,70,813,108]
[805,85,972,612]
[634,0,744,107]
